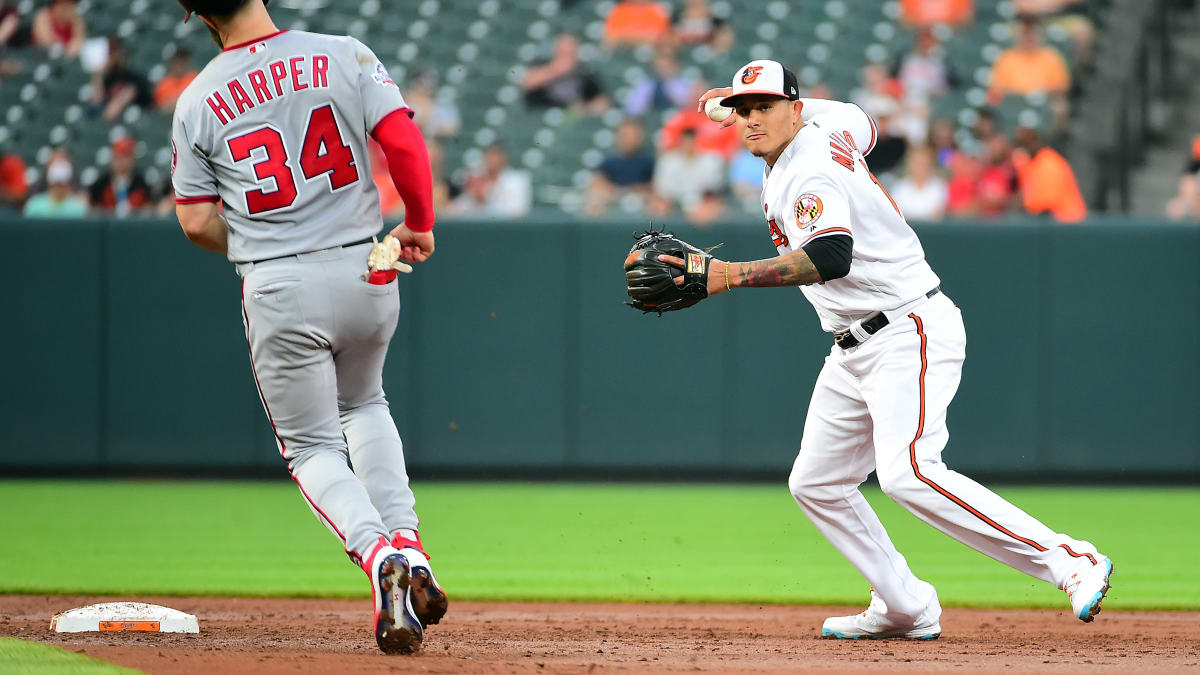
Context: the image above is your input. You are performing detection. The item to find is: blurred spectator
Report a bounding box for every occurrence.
[945,151,982,217]
[91,37,152,122]
[1165,175,1200,221]
[624,46,691,117]
[865,104,909,176]
[453,144,531,218]
[929,118,958,168]
[672,0,733,52]
[900,0,973,27]
[853,64,927,146]
[891,145,947,222]
[1013,0,1095,66]
[805,83,834,100]
[586,119,654,215]
[1012,125,1086,222]
[23,158,87,217]
[522,34,608,115]
[728,148,763,212]
[891,28,958,104]
[604,0,671,47]
[88,138,153,216]
[2,0,28,48]
[1188,134,1200,174]
[651,128,723,214]
[0,148,27,212]
[851,63,902,120]
[988,16,1070,103]
[154,49,198,113]
[977,134,1017,216]
[686,189,727,227]
[403,70,461,140]
[31,0,85,57]
[660,83,740,159]
[426,141,458,214]
[971,108,1000,143]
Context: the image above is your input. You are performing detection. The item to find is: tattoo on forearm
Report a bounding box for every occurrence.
[735,250,823,288]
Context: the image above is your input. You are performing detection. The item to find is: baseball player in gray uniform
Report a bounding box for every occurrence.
[171,0,445,654]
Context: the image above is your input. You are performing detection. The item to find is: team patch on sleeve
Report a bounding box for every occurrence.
[795,193,824,228]
[372,62,397,89]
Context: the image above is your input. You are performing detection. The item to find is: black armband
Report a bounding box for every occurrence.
[802,234,852,282]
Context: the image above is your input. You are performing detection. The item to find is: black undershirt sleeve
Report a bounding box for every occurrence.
[802,234,853,282]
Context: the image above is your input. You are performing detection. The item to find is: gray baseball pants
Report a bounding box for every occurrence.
[237,241,417,563]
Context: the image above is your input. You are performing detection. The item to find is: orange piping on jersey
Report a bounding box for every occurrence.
[849,103,877,154]
[905,314,1098,567]
[799,227,851,246]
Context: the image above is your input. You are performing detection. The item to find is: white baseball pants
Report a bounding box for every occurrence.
[789,292,1102,624]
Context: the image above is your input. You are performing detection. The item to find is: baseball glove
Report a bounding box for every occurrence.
[365,235,414,284]
[624,230,714,314]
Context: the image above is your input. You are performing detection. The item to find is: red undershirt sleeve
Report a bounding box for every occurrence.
[370,108,435,233]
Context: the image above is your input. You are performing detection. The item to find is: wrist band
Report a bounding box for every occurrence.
[724,262,731,291]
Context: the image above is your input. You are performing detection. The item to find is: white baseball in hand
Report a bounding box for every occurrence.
[704,96,733,122]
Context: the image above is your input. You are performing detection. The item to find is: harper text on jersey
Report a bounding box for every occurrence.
[205,54,331,125]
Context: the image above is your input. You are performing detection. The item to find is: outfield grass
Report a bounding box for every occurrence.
[0,481,1194,610]
[0,638,139,674]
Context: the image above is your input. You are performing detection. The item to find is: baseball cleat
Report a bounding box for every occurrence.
[1065,557,1113,622]
[367,543,423,654]
[392,531,448,628]
[821,590,941,640]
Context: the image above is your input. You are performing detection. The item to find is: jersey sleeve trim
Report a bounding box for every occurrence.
[175,194,220,204]
[851,103,878,155]
[370,107,415,138]
[799,226,852,246]
[222,29,289,53]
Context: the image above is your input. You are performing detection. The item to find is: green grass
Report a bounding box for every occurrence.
[0,638,140,674]
[0,481,1194,610]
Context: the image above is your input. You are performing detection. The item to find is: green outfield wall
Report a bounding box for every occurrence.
[1,217,1197,480]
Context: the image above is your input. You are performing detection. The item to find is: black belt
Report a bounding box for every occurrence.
[249,237,375,265]
[834,286,940,350]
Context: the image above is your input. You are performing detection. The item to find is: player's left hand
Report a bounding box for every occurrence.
[388,224,435,263]
[657,254,730,297]
[624,230,722,314]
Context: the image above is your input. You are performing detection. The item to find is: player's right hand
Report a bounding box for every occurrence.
[389,224,435,263]
[697,87,737,128]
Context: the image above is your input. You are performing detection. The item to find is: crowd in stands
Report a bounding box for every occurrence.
[393,0,1102,224]
[0,0,1194,224]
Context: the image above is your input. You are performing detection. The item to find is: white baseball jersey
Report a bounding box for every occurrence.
[171,30,409,263]
[761,99,940,332]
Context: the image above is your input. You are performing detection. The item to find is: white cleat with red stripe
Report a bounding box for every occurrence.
[821,590,941,640]
[364,540,423,654]
[1065,557,1114,622]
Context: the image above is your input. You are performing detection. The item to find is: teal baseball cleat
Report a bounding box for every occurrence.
[1066,557,1114,623]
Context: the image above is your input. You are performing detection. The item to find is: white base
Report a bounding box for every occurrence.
[50,602,199,634]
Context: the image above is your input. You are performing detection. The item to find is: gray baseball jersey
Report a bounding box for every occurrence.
[171,29,408,263]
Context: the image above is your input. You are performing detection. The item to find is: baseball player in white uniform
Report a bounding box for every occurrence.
[684,60,1114,638]
[171,0,445,654]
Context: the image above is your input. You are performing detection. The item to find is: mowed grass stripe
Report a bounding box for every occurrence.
[0,481,1193,609]
[0,638,141,674]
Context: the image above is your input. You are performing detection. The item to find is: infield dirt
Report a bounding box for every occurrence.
[1,595,1196,673]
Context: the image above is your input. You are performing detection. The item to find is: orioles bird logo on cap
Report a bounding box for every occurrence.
[741,66,764,84]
